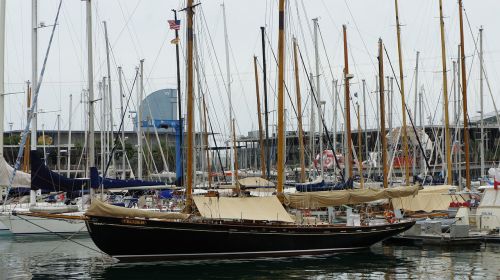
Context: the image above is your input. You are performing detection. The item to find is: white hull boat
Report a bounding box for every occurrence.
[0,211,87,235]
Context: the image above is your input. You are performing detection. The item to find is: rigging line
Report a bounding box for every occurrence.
[298,44,344,181]
[12,214,103,255]
[298,0,314,71]
[195,33,228,182]
[263,31,298,119]
[3,0,63,205]
[383,45,431,171]
[102,69,139,181]
[463,8,500,130]
[115,0,143,58]
[198,8,233,142]
[199,6,236,130]
[342,0,377,73]
[227,39,255,133]
[197,26,232,152]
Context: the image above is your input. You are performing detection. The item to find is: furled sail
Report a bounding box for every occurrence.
[281,185,420,209]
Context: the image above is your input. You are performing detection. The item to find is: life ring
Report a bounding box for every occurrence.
[304,209,311,217]
[384,210,395,223]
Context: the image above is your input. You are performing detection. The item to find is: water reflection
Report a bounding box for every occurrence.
[1,231,499,279]
[95,250,411,280]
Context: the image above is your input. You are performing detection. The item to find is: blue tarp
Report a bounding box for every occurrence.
[31,150,90,192]
[90,167,164,189]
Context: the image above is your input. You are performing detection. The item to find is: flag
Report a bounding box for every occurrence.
[170,38,180,45]
[168,19,181,30]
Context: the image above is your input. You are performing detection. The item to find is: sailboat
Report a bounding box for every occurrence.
[84,0,415,261]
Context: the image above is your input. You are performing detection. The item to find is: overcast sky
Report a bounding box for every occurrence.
[4,0,500,144]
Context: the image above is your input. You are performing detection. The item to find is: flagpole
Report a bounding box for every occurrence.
[171,10,183,186]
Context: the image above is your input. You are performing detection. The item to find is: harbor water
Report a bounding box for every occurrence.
[0,231,499,279]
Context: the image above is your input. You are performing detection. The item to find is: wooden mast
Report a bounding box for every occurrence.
[343,24,353,179]
[276,0,285,194]
[458,0,470,190]
[394,0,410,185]
[185,0,195,209]
[253,56,266,178]
[293,38,306,183]
[438,0,453,185]
[23,83,31,173]
[379,38,388,188]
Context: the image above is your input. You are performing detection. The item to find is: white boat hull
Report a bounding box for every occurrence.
[0,212,87,235]
[0,220,7,230]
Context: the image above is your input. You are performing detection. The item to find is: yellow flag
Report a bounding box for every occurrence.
[170,38,180,45]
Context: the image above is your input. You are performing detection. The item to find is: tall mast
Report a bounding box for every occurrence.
[458,0,470,190]
[388,76,392,133]
[479,26,484,178]
[438,0,453,185]
[343,24,353,180]
[118,67,125,179]
[172,9,183,186]
[413,52,419,176]
[379,39,388,188]
[23,83,31,172]
[67,94,72,177]
[362,79,368,163]
[456,44,462,190]
[86,0,95,191]
[394,0,410,185]
[260,27,270,179]
[333,79,338,162]
[253,56,266,178]
[313,18,323,178]
[276,0,285,194]
[185,0,195,209]
[419,86,425,173]
[29,0,38,206]
[0,0,4,160]
[99,80,104,176]
[221,3,235,186]
[357,103,364,188]
[232,119,239,183]
[103,21,115,176]
[31,0,38,153]
[293,38,306,183]
[137,60,144,179]
[57,114,61,171]
[202,96,212,188]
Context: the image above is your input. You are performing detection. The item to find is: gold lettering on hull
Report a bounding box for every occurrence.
[121,218,146,225]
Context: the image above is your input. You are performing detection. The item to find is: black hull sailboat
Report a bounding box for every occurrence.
[86,216,414,261]
[84,0,417,262]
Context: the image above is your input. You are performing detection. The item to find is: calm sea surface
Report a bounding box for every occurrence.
[0,230,499,279]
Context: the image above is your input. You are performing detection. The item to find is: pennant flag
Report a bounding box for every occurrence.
[170,38,180,45]
[168,19,181,30]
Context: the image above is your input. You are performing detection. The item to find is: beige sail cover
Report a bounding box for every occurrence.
[0,157,30,187]
[193,196,294,223]
[238,177,275,188]
[281,186,419,209]
[391,185,465,212]
[85,199,189,220]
